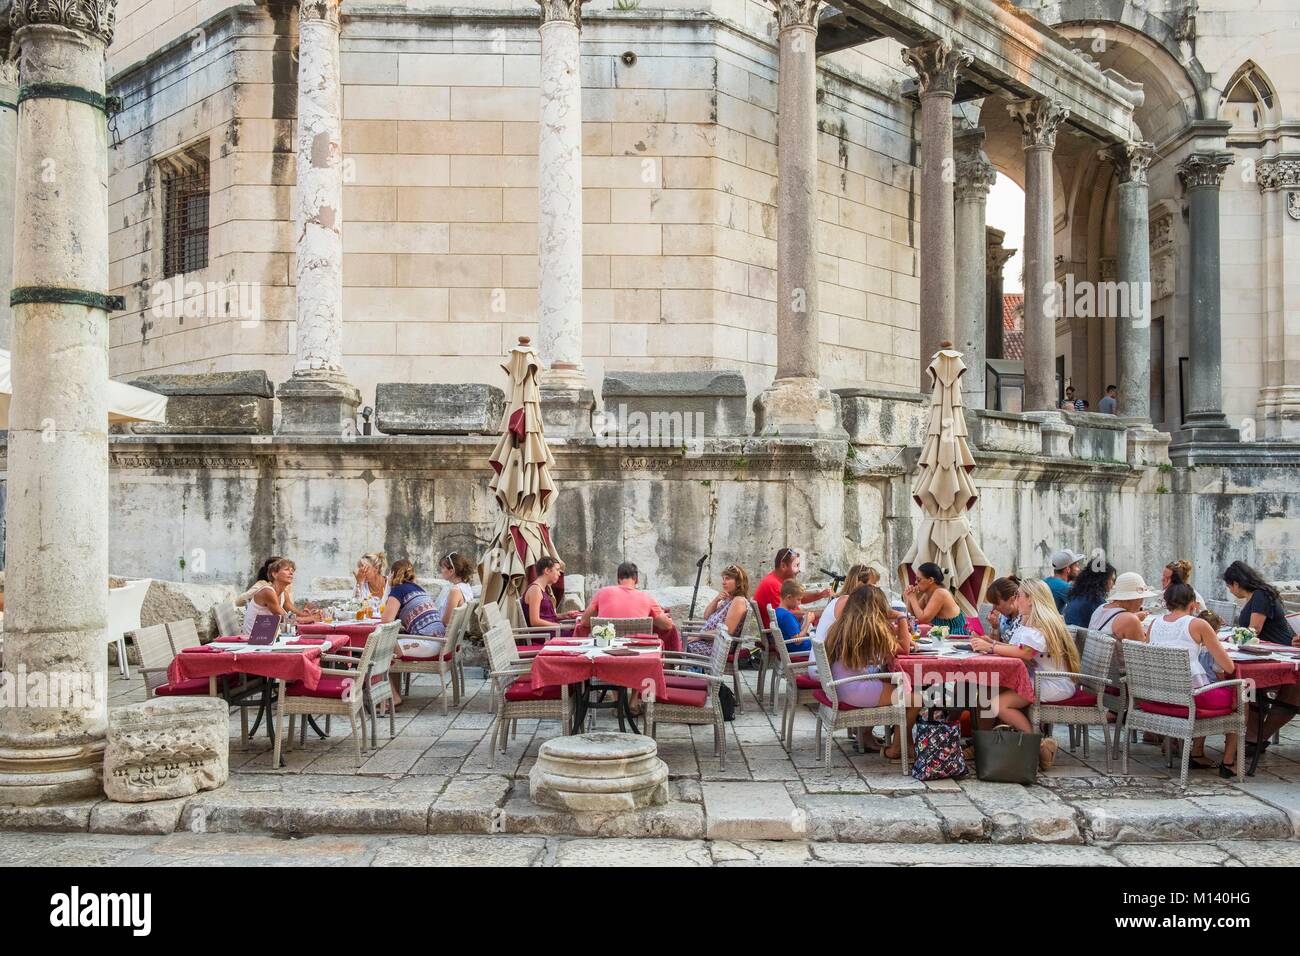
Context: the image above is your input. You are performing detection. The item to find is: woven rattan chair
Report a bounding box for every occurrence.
[1030,629,1119,770]
[592,616,653,637]
[1120,640,1248,787]
[213,599,241,639]
[763,601,814,711]
[646,630,735,768]
[165,618,203,654]
[764,607,817,751]
[811,639,909,772]
[680,603,758,714]
[1204,598,1239,622]
[391,603,470,714]
[136,624,190,698]
[482,619,571,768]
[272,621,400,767]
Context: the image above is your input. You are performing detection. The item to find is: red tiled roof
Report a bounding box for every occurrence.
[1003,294,1025,361]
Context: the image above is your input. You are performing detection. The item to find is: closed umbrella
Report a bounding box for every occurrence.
[899,345,992,616]
[0,348,168,426]
[477,336,562,627]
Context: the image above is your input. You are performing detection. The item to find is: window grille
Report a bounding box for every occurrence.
[159,145,210,278]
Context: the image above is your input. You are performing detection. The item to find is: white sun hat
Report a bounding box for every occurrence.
[1110,572,1160,602]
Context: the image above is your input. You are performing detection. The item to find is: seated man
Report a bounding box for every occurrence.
[753,547,834,628]
[579,561,680,651]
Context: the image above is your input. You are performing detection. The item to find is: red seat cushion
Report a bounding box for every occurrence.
[665,675,708,692]
[656,683,708,708]
[727,647,751,662]
[287,676,355,699]
[790,652,810,663]
[155,677,210,696]
[1136,699,1237,719]
[504,677,562,702]
[795,673,820,690]
[397,651,455,662]
[1050,688,1098,708]
[812,688,860,711]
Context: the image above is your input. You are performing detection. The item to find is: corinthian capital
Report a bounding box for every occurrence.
[768,0,821,30]
[537,0,589,27]
[1176,151,1233,191]
[1007,97,1070,151]
[954,155,997,201]
[1256,157,1300,192]
[300,0,340,26]
[1102,140,1155,186]
[10,0,116,46]
[902,39,971,97]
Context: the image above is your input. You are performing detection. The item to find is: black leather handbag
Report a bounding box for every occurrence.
[972,724,1041,784]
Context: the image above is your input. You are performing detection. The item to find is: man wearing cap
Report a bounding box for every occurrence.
[1047,549,1083,611]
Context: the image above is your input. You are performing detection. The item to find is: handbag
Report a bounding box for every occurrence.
[973,724,1041,784]
[717,684,737,721]
[910,709,967,781]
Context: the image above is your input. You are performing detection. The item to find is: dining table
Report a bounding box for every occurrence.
[895,639,1036,724]
[297,620,385,649]
[529,635,668,734]
[1221,641,1300,775]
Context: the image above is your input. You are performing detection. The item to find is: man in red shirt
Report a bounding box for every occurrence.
[753,548,833,627]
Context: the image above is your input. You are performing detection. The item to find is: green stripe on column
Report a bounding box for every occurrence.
[10,287,125,312]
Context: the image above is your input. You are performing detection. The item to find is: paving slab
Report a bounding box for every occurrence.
[1074,795,1290,846]
[811,842,1121,866]
[710,840,819,866]
[1110,843,1240,867]
[798,793,945,843]
[89,798,188,835]
[371,835,548,866]
[0,800,98,833]
[702,781,808,841]
[552,838,713,867]
[1217,840,1300,866]
[179,789,432,834]
[497,794,705,839]
[427,774,513,834]
[0,832,161,866]
[127,833,383,866]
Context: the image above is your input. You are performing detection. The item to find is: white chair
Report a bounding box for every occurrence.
[106,579,151,679]
[165,618,203,654]
[391,603,471,714]
[213,599,241,638]
[647,630,735,769]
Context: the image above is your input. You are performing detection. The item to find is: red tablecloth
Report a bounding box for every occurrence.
[1234,657,1300,692]
[572,621,682,654]
[530,638,668,700]
[297,621,383,649]
[168,634,349,692]
[897,653,1036,704]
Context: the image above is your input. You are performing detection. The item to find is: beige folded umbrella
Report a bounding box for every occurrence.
[899,346,993,616]
[0,348,168,426]
[477,336,562,628]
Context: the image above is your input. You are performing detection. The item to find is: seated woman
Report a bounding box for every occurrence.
[812,564,869,644]
[983,575,1022,641]
[1162,559,1204,612]
[242,558,304,634]
[521,556,580,635]
[1087,571,1155,663]
[970,578,1081,769]
[379,560,446,708]
[1063,561,1115,628]
[686,565,750,656]
[903,562,968,635]
[1148,580,1240,776]
[819,585,917,758]
[237,556,319,620]
[1225,561,1298,760]
[355,552,389,608]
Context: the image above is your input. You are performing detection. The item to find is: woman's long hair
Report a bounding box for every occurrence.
[1020,579,1080,673]
[389,559,418,587]
[825,585,897,671]
[251,555,283,589]
[1067,561,1115,604]
[1223,561,1279,603]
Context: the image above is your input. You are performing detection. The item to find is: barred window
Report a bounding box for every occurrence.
[159,144,210,278]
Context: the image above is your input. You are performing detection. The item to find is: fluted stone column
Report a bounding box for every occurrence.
[1256,156,1300,439]
[903,40,971,389]
[953,131,995,409]
[0,50,17,350]
[0,1,116,805]
[1176,151,1238,442]
[278,0,360,435]
[1104,141,1154,421]
[754,0,843,438]
[985,229,1014,363]
[1008,98,1069,411]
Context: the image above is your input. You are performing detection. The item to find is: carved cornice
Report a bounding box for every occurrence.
[537,0,588,28]
[767,0,821,30]
[954,155,997,201]
[1256,157,1300,192]
[987,244,1016,273]
[1102,140,1155,187]
[1176,151,1233,191]
[299,0,340,27]
[10,0,116,46]
[901,39,971,97]
[1007,98,1070,151]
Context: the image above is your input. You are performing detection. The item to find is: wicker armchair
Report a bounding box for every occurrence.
[213,599,241,639]
[1120,640,1248,787]
[764,607,817,751]
[592,616,653,637]
[165,618,204,654]
[680,603,759,714]
[1030,629,1120,770]
[272,621,400,767]
[136,624,196,698]
[810,639,909,772]
[482,620,572,768]
[391,603,470,714]
[646,630,735,769]
[1204,598,1239,622]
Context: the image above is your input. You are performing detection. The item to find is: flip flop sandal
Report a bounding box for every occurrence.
[1188,756,1217,771]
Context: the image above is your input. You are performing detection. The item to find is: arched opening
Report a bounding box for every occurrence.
[1218,61,1279,141]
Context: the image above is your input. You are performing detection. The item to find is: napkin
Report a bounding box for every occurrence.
[626,640,660,647]
[183,645,221,654]
[550,639,584,646]
[286,638,326,645]
[602,648,638,657]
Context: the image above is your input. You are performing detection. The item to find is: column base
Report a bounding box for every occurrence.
[277,374,361,436]
[540,363,588,392]
[753,377,847,439]
[1125,422,1172,469]
[540,385,595,439]
[1257,386,1300,441]
[0,741,106,806]
[1177,412,1240,444]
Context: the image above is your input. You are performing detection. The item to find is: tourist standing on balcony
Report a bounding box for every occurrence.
[1098,385,1118,414]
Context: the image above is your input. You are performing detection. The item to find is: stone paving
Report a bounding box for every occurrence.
[3,665,1300,851]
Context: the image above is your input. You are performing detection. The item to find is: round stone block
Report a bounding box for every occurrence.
[529,732,669,813]
[104,697,229,803]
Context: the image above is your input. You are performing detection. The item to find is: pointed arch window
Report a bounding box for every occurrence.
[1219,62,1277,137]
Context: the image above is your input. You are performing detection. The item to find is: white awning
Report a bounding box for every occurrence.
[0,348,169,426]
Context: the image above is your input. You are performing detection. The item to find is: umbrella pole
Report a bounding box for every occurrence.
[688,553,708,618]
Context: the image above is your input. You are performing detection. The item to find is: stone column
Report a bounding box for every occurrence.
[1176,151,1238,442]
[0,50,17,350]
[953,130,996,409]
[278,0,360,435]
[903,39,971,389]
[985,229,1014,363]
[754,0,843,438]
[0,1,116,805]
[1256,156,1300,439]
[1103,140,1154,421]
[535,0,594,437]
[1008,97,1069,411]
